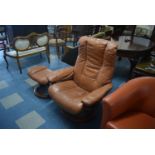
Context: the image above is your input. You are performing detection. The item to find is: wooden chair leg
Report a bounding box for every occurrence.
[46,52,50,64]
[3,55,9,69]
[16,58,22,74]
[62,46,64,55]
[40,53,43,59]
[118,56,122,61]
[56,46,60,59]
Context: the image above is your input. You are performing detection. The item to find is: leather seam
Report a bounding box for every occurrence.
[96,43,108,84]
[81,42,87,76]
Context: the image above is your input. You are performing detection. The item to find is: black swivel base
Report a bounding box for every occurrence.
[34,84,49,99]
[61,107,97,122]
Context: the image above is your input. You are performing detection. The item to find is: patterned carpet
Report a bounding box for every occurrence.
[0,47,130,129]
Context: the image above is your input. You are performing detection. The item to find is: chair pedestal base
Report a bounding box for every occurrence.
[34,84,49,99]
[61,108,96,122]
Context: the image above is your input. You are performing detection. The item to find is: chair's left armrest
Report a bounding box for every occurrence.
[48,67,74,84]
[82,83,113,106]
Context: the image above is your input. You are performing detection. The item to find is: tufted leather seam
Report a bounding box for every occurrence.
[80,41,87,77]
[95,42,108,84]
[82,42,103,80]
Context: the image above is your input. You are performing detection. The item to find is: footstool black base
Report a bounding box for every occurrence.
[34,84,49,99]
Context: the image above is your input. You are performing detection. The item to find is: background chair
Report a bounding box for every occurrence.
[58,25,78,46]
[101,77,155,129]
[4,32,50,74]
[0,26,9,52]
[92,25,113,40]
[47,36,117,120]
[49,25,77,59]
[0,39,6,60]
[134,25,154,39]
[0,26,8,44]
[132,51,155,77]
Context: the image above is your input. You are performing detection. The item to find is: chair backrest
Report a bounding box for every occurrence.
[73,36,117,91]
[36,33,48,47]
[13,32,48,51]
[55,25,72,41]
[14,38,30,51]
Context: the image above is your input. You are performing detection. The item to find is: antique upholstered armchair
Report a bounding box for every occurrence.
[4,32,50,74]
[101,77,155,129]
[47,36,117,118]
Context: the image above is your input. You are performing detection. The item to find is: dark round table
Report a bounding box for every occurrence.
[114,36,155,72]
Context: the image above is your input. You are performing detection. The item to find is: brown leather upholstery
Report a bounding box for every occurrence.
[101,77,155,129]
[48,36,117,115]
[49,80,88,114]
[28,66,53,85]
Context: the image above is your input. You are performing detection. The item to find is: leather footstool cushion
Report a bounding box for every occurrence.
[28,66,53,85]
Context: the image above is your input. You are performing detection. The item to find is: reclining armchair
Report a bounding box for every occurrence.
[47,36,117,118]
[28,36,117,119]
[101,77,155,129]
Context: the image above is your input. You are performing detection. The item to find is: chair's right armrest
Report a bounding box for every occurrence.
[102,81,144,124]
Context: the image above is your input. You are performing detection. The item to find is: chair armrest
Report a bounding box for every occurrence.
[102,81,145,121]
[48,67,74,83]
[82,83,113,106]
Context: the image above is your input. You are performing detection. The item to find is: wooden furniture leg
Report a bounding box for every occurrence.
[16,58,22,74]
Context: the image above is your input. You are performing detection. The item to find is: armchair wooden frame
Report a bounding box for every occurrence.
[3,32,50,74]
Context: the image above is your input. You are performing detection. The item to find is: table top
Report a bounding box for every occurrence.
[114,36,155,58]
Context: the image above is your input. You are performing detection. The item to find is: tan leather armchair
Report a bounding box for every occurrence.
[48,36,117,118]
[101,77,155,129]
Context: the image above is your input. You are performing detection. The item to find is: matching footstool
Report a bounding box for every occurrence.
[28,66,53,98]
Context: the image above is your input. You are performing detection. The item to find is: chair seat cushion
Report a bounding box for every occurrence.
[28,66,53,85]
[6,46,46,57]
[48,80,89,114]
[66,38,75,42]
[49,38,65,45]
[106,112,155,129]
